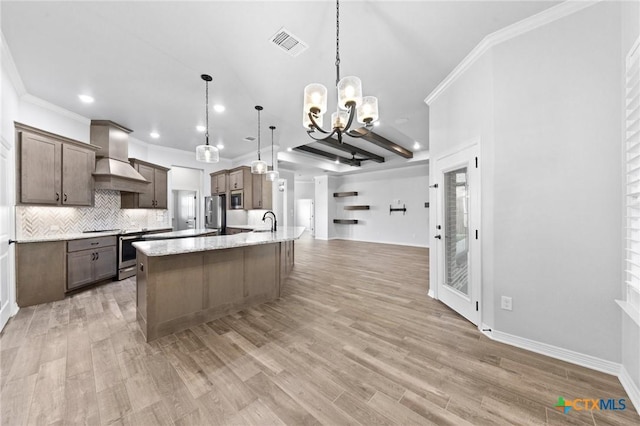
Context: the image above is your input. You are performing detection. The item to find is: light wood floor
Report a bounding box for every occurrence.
[1,234,637,425]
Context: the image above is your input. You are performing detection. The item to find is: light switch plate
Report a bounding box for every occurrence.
[501,296,513,311]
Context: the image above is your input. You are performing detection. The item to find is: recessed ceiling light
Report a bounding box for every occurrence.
[150,132,160,139]
[196,125,206,132]
[335,159,339,164]
[413,142,420,150]
[213,104,225,113]
[78,94,94,104]
[216,143,224,150]
[287,147,292,152]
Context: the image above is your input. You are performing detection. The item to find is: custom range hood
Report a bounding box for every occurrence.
[91,120,150,193]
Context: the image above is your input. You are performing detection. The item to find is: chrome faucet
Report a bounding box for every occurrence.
[262,211,277,232]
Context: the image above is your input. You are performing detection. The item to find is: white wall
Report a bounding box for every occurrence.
[333,165,430,247]
[621,0,640,403]
[295,180,314,200]
[429,1,623,364]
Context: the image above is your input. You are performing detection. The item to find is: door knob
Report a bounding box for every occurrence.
[435,235,442,239]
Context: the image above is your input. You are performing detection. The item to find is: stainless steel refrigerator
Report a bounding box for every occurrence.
[204,194,226,234]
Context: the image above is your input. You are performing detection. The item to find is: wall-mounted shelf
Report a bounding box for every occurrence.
[333,219,359,224]
[344,205,370,211]
[333,191,358,197]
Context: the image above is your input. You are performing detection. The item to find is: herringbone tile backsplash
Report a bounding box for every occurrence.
[16,190,170,238]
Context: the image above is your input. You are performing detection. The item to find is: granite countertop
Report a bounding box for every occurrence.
[226,224,271,231]
[133,226,305,257]
[16,226,172,243]
[141,228,218,240]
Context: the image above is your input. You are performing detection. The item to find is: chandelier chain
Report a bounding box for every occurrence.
[271,127,275,165]
[335,0,340,87]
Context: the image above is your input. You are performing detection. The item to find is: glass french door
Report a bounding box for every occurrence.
[435,144,480,325]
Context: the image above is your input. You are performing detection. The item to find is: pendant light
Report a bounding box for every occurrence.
[265,125,279,182]
[251,105,268,174]
[196,74,219,163]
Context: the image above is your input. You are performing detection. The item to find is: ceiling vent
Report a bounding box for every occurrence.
[270,27,308,57]
[243,136,256,142]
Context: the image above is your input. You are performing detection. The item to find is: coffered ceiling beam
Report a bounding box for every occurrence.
[293,146,360,167]
[316,138,385,163]
[348,129,414,159]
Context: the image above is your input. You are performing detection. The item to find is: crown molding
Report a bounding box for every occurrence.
[20,93,90,125]
[424,0,601,105]
[1,31,26,96]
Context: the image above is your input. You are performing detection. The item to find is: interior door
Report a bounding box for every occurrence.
[175,190,197,230]
[0,137,13,330]
[434,144,481,325]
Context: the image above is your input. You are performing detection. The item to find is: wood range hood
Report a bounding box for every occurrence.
[90,120,150,193]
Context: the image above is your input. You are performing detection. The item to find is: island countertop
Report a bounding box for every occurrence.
[133,226,305,257]
[141,228,218,240]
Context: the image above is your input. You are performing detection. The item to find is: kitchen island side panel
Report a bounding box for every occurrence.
[136,241,286,341]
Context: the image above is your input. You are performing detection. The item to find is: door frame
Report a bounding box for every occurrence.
[431,141,482,327]
[0,134,17,331]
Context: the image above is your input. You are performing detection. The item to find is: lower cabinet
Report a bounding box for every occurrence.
[67,236,117,291]
[16,241,66,307]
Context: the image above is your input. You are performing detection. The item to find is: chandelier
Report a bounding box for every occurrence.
[303,0,379,144]
[195,74,219,163]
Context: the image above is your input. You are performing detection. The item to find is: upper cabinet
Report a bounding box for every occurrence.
[228,168,244,190]
[251,173,272,210]
[211,171,227,195]
[16,123,98,206]
[121,159,169,209]
[210,166,272,210]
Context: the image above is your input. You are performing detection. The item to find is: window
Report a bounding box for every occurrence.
[621,37,640,326]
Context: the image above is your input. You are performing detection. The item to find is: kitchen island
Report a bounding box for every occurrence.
[132,227,304,341]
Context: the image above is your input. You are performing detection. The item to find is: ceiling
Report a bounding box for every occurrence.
[1,1,560,178]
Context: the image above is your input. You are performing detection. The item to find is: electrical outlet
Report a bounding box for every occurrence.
[501,296,513,311]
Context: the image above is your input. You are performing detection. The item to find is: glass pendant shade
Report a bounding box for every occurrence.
[331,110,349,130]
[265,170,279,182]
[337,76,362,109]
[251,159,268,174]
[196,144,220,163]
[303,83,328,114]
[303,109,324,129]
[357,96,379,124]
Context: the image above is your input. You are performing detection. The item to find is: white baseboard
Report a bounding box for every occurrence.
[619,365,640,416]
[490,329,620,376]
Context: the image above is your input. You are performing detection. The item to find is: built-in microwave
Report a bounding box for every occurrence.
[230,190,243,209]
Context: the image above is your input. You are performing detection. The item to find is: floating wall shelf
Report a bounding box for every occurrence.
[333,191,358,197]
[333,219,359,224]
[344,205,370,210]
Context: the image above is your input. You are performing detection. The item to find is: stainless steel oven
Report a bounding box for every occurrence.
[118,232,145,280]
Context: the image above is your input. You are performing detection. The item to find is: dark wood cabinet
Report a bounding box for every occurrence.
[121,159,169,209]
[67,236,117,291]
[16,123,98,206]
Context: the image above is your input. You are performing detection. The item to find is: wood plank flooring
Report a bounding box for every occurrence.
[1,234,637,425]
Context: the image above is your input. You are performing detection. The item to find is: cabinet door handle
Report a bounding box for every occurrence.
[140,263,144,272]
[91,253,95,261]
[56,192,60,202]
[91,242,99,245]
[64,193,67,202]
[96,252,99,260]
